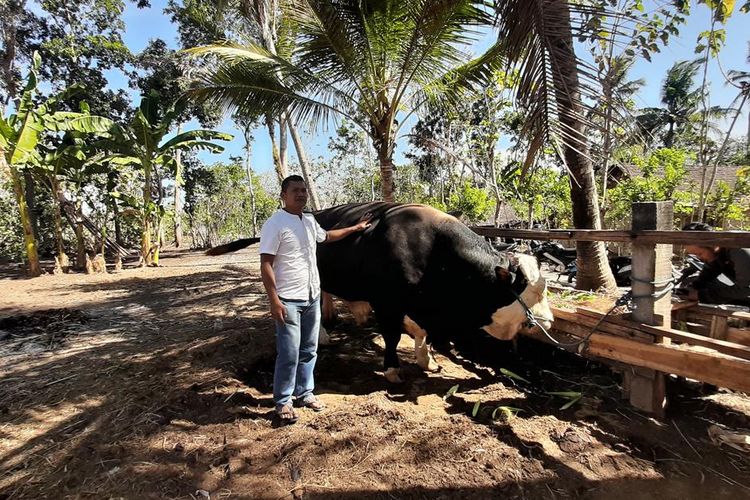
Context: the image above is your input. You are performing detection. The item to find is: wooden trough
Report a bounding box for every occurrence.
[473,201,750,416]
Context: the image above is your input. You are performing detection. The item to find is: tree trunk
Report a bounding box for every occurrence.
[375,140,396,202]
[24,171,39,241]
[488,157,503,226]
[75,188,86,270]
[266,114,287,185]
[695,21,715,223]
[8,162,41,276]
[703,92,749,209]
[174,149,184,247]
[106,171,123,246]
[665,121,675,148]
[746,103,749,158]
[153,167,165,266]
[141,163,153,267]
[287,117,322,210]
[51,175,69,268]
[549,1,616,292]
[242,126,259,236]
[279,114,288,174]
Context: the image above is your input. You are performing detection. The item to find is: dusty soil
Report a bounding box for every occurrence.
[1,248,749,499]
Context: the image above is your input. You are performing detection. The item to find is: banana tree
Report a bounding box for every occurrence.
[1,53,114,276]
[102,93,232,266]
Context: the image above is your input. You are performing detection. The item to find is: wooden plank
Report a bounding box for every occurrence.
[471,227,750,248]
[585,333,750,394]
[727,328,750,347]
[576,306,750,361]
[641,324,750,361]
[536,321,750,393]
[710,316,729,340]
[688,304,750,319]
[555,307,652,342]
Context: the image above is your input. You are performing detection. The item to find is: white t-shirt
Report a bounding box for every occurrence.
[259,209,328,300]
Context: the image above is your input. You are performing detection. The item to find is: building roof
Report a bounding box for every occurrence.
[611,164,744,191]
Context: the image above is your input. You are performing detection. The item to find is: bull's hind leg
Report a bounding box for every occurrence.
[374,308,405,384]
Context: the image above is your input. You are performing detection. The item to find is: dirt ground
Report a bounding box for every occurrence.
[1,248,749,500]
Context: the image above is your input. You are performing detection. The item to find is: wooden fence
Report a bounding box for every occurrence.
[472,202,750,416]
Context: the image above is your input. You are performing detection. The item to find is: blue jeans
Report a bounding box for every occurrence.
[273,296,321,408]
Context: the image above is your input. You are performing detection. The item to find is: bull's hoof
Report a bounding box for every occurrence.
[427,359,442,372]
[417,355,441,372]
[384,367,404,384]
[318,326,331,346]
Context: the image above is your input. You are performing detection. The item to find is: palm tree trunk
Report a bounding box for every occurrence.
[377,152,396,202]
[240,124,259,236]
[287,117,322,210]
[7,160,41,276]
[665,121,675,148]
[174,149,184,247]
[266,114,287,185]
[279,114,288,174]
[549,0,616,292]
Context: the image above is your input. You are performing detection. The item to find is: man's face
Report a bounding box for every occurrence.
[281,181,308,211]
[685,244,719,263]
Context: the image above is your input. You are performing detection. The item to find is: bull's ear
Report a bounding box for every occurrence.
[495,265,511,282]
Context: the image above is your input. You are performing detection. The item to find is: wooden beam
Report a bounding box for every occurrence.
[588,333,750,394]
[540,319,750,393]
[572,306,750,361]
[471,227,750,248]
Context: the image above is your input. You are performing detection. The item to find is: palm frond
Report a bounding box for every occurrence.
[187,41,360,125]
[159,129,233,151]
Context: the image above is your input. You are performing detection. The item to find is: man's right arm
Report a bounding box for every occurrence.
[260,254,286,323]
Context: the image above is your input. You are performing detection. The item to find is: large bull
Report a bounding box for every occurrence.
[314,202,552,382]
[209,202,553,383]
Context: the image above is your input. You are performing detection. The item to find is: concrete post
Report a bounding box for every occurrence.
[625,201,674,416]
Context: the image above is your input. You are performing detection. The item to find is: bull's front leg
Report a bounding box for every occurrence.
[403,316,439,372]
[375,309,405,384]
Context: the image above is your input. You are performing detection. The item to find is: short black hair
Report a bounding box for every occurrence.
[682,222,714,231]
[281,175,305,193]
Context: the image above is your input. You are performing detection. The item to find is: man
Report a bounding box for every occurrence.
[681,222,750,307]
[259,175,371,424]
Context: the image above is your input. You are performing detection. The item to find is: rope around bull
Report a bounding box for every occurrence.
[512,277,675,351]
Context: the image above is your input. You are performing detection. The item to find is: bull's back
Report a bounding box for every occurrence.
[314,202,484,304]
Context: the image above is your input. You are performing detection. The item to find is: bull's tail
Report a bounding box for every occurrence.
[205,237,261,256]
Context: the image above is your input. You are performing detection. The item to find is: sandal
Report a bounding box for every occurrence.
[298,395,326,412]
[275,404,299,424]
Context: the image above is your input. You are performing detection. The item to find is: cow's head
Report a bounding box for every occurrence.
[481,253,553,341]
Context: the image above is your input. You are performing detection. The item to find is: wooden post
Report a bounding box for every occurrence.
[625,201,674,416]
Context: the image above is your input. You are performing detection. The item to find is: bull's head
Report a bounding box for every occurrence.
[481,253,553,341]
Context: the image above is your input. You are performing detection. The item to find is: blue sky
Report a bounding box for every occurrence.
[110,0,749,175]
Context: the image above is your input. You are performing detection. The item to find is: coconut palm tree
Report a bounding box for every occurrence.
[488,0,623,290]
[188,0,624,290]
[637,60,704,148]
[187,0,505,202]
